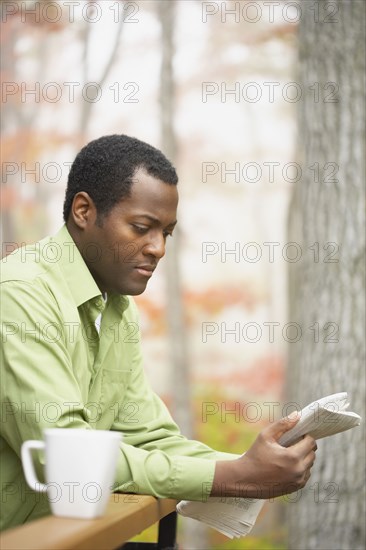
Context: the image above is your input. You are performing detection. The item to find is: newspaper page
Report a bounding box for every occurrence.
[177,392,361,539]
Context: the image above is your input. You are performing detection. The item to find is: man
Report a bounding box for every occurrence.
[0,135,316,531]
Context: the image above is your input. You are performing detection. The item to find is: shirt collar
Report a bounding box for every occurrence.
[51,225,130,312]
[51,225,103,308]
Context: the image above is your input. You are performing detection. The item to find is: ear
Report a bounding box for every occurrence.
[70,192,97,229]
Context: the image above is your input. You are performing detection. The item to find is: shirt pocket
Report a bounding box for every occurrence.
[86,367,132,428]
[101,367,132,404]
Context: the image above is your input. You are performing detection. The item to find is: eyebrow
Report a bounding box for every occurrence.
[134,214,178,227]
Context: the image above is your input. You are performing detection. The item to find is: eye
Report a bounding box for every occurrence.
[132,224,149,234]
[163,230,173,239]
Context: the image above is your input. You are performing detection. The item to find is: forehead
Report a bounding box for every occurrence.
[114,169,178,222]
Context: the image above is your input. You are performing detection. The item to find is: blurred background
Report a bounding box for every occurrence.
[1,1,365,549]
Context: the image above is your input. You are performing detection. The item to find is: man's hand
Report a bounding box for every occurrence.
[211,411,317,499]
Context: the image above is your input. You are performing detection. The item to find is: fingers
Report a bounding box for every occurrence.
[304,468,312,484]
[304,451,317,481]
[296,436,317,487]
[304,448,317,470]
[263,411,301,441]
[291,434,317,458]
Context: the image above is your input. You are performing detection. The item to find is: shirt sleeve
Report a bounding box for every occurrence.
[1,280,91,456]
[1,279,95,527]
[110,299,239,502]
[0,281,238,512]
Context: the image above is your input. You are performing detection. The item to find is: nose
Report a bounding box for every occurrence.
[142,231,166,260]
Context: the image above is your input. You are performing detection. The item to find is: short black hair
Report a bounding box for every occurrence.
[63,134,178,222]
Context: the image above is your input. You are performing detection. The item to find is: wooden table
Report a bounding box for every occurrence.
[0,494,178,550]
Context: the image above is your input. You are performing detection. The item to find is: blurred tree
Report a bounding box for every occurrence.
[159,1,210,547]
[0,0,125,248]
[79,0,124,136]
[1,2,66,245]
[287,1,365,549]
[158,0,193,437]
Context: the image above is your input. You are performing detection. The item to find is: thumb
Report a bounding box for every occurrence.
[264,410,300,441]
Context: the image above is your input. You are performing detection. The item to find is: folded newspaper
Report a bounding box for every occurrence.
[177,392,361,539]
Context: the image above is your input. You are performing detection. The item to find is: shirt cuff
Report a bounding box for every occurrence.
[168,454,217,502]
[115,445,218,502]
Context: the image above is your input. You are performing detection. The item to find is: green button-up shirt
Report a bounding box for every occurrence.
[0,225,236,531]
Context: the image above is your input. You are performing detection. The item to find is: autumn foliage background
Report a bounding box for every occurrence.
[1,1,307,548]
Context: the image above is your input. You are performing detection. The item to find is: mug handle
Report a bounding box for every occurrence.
[21,440,47,492]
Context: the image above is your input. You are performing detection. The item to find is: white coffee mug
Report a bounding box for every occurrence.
[21,428,122,519]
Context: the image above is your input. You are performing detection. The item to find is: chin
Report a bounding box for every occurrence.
[127,289,146,296]
[119,283,148,296]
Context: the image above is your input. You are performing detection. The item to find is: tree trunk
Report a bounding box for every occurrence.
[287,1,366,549]
[158,0,193,438]
[159,3,209,548]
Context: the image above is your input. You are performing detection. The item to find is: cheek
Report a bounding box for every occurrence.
[122,242,139,264]
[106,235,141,266]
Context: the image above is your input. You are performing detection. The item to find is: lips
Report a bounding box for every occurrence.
[134,264,156,277]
